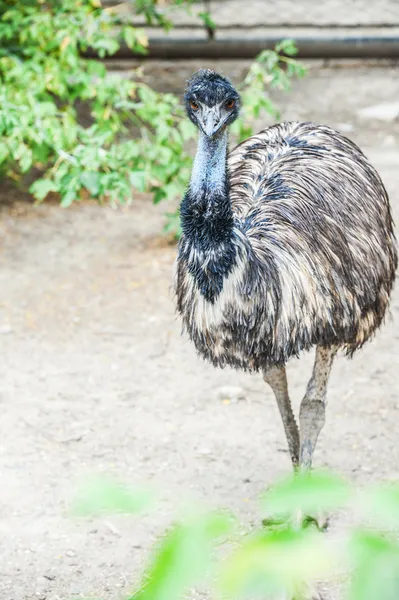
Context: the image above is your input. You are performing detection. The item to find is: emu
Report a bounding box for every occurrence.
[175,69,397,473]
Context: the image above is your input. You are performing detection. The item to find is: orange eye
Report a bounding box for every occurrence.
[190,101,199,111]
[226,99,235,109]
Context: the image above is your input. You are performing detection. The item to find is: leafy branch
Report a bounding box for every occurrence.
[0,1,306,235]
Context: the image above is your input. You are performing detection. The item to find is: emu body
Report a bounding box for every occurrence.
[177,121,396,370]
[175,70,397,470]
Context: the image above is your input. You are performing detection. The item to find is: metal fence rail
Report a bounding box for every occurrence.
[102,1,399,58]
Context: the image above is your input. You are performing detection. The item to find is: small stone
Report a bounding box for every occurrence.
[361,465,372,473]
[66,550,76,557]
[215,385,246,403]
[0,325,12,334]
[197,447,212,455]
[337,122,354,133]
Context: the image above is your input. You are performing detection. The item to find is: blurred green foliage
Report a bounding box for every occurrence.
[72,476,154,516]
[0,1,306,234]
[76,471,399,600]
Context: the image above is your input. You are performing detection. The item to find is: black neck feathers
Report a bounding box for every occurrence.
[179,130,237,302]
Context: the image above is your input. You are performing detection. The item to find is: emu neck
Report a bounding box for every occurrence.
[181,129,233,247]
[179,129,236,303]
[190,130,228,196]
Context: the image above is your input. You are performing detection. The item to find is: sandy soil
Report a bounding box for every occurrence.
[0,61,398,600]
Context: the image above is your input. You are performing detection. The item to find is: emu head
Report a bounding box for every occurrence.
[184,69,240,138]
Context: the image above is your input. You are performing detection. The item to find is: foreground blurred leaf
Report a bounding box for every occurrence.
[220,527,334,599]
[131,512,232,600]
[262,471,350,519]
[73,477,152,516]
[349,530,399,600]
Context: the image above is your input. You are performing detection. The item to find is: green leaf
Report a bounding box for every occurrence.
[262,471,350,518]
[0,142,9,164]
[131,512,232,600]
[178,119,195,141]
[80,171,100,196]
[19,147,33,172]
[30,178,59,201]
[92,38,120,58]
[124,26,148,52]
[219,527,334,599]
[129,170,147,192]
[198,11,216,30]
[72,477,153,517]
[152,188,167,205]
[230,120,254,143]
[350,530,399,600]
[60,189,78,208]
[276,39,299,56]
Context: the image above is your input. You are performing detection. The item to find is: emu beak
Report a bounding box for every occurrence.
[200,107,222,137]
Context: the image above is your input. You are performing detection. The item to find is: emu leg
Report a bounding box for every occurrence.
[263,365,300,468]
[299,346,337,471]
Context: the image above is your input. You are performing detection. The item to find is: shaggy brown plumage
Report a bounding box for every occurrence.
[177,121,397,371]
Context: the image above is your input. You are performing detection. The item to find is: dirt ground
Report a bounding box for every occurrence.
[0,61,398,600]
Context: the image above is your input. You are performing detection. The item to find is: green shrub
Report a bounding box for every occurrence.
[75,471,399,600]
[0,1,306,233]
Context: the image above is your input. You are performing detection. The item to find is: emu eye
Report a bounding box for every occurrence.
[190,101,199,111]
[225,99,235,109]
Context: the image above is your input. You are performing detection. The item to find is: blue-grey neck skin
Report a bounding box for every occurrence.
[189,129,228,196]
[179,128,237,303]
